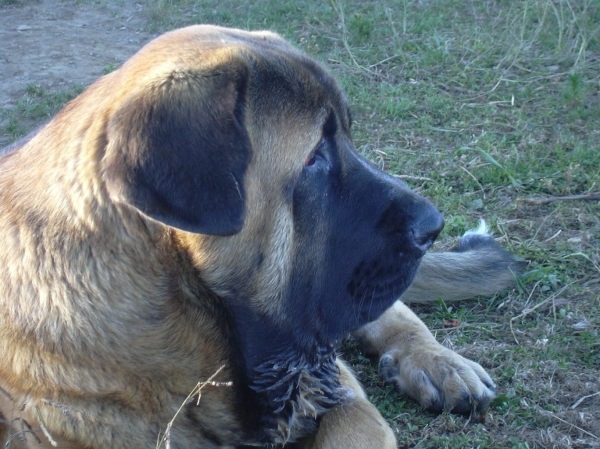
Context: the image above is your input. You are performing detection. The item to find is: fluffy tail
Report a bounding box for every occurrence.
[402,220,519,303]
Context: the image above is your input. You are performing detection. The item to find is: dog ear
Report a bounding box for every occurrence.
[102,64,251,236]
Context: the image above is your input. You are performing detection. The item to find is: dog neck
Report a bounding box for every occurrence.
[250,344,342,445]
[226,303,344,446]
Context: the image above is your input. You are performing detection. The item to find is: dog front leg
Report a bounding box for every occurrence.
[296,360,396,449]
[353,300,495,414]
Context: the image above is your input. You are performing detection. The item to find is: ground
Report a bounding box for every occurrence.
[0,0,155,115]
[1,1,599,448]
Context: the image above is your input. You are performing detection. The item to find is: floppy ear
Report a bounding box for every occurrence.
[102,63,251,236]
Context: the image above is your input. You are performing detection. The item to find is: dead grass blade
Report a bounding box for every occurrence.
[541,409,599,440]
[156,365,232,449]
[510,282,575,345]
[571,391,600,410]
[519,191,600,205]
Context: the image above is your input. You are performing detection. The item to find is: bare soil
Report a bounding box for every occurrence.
[0,0,156,110]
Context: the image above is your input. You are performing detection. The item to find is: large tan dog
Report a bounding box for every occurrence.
[0,26,516,448]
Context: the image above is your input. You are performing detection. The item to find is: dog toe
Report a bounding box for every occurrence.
[380,347,495,415]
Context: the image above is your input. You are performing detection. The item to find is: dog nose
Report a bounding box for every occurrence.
[411,207,444,258]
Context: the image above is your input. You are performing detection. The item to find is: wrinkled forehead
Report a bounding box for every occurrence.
[196,26,349,122]
[241,48,351,175]
[127,25,351,127]
[209,27,350,130]
[243,45,351,133]
[224,28,352,169]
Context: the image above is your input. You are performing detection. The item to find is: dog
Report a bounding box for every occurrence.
[0,25,516,448]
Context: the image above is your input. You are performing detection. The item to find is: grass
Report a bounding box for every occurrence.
[1,84,83,143]
[2,1,599,448]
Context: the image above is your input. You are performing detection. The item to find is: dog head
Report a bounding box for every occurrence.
[101,24,443,395]
[102,24,443,357]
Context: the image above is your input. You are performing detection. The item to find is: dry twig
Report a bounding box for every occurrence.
[34,406,58,447]
[571,391,600,409]
[520,191,600,205]
[393,174,435,183]
[542,410,599,440]
[156,365,232,449]
[510,282,574,345]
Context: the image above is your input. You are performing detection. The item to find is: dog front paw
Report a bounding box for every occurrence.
[379,343,495,414]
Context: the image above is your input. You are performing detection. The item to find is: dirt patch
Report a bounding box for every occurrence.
[0,0,156,110]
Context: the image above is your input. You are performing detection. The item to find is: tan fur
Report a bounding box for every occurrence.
[295,362,396,449]
[403,247,517,303]
[0,25,513,448]
[354,301,496,413]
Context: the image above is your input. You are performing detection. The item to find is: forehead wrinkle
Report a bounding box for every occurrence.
[244,77,328,171]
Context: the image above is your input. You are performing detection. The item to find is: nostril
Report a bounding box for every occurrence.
[413,230,435,250]
[411,229,435,256]
[411,210,444,257]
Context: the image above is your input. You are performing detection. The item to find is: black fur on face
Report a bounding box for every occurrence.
[286,112,443,351]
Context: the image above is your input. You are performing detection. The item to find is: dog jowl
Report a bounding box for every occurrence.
[0,25,447,448]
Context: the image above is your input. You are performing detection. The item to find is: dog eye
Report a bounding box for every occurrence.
[304,140,329,169]
[305,135,327,167]
[305,154,317,167]
[305,151,327,168]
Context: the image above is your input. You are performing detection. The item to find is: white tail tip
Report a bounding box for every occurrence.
[463,219,489,237]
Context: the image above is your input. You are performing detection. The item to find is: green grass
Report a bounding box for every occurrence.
[1,84,83,142]
[2,1,599,448]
